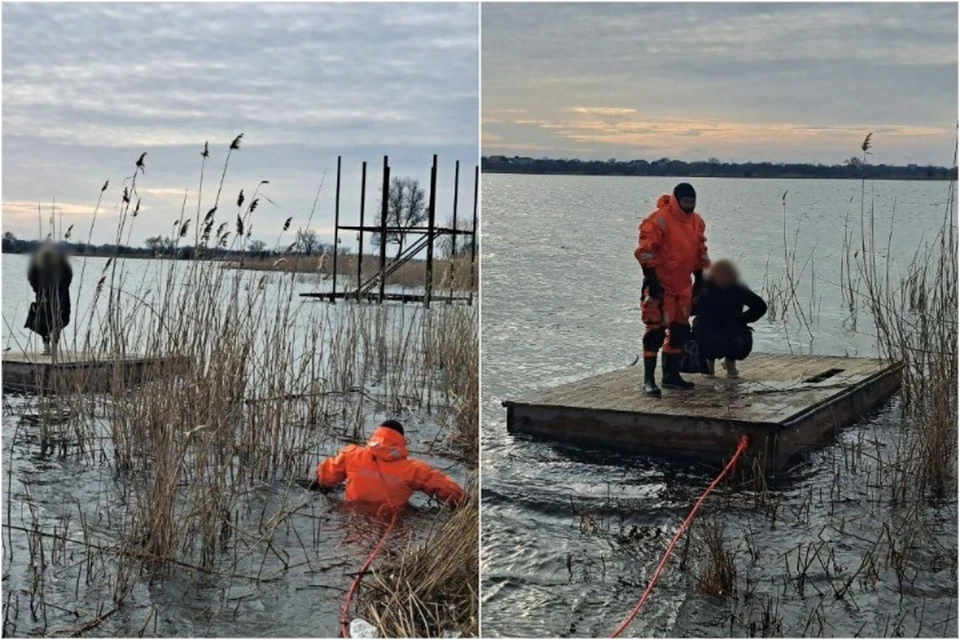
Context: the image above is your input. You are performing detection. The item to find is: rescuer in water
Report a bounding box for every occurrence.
[692,259,767,378]
[634,183,710,397]
[312,420,465,509]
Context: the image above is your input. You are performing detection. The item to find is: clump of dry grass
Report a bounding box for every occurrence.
[696,519,736,598]
[360,496,479,638]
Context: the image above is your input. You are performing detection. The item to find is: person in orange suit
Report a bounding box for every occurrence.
[313,420,465,509]
[634,183,710,397]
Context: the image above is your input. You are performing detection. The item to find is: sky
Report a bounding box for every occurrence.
[482,2,958,166]
[3,2,479,246]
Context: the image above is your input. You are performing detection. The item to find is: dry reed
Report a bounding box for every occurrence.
[360,496,479,638]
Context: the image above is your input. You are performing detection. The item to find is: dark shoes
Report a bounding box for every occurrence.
[643,357,662,398]
[662,352,694,390]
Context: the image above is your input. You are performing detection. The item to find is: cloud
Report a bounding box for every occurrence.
[569,107,638,116]
[482,3,957,164]
[3,200,114,227]
[3,3,479,245]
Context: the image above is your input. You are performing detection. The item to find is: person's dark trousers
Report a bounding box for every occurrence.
[693,323,753,361]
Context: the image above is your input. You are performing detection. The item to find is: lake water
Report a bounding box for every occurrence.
[2,254,473,637]
[480,175,957,637]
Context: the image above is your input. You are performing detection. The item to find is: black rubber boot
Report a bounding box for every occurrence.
[662,352,695,389]
[643,357,662,398]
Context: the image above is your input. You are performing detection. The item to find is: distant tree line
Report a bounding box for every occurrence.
[482,156,958,181]
[3,173,476,263]
[1,227,472,261]
[1,231,341,261]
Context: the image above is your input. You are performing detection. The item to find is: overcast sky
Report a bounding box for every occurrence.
[483,2,957,165]
[3,2,478,245]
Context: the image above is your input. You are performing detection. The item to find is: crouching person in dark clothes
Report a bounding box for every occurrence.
[25,243,73,355]
[692,260,766,378]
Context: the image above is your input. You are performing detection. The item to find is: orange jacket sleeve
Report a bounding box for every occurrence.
[409,461,465,506]
[634,214,663,268]
[695,215,710,270]
[316,446,353,488]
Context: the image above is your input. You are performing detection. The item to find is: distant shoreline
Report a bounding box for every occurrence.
[482,156,958,181]
[482,170,956,181]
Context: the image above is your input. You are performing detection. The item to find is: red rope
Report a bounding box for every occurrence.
[610,435,750,638]
[340,511,399,638]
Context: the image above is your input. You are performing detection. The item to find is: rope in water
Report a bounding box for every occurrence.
[340,511,399,638]
[610,435,750,638]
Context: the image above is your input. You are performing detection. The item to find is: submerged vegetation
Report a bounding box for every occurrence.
[2,136,478,637]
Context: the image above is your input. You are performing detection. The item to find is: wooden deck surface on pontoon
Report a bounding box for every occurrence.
[504,354,902,470]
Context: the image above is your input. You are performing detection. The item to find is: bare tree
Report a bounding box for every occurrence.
[439,215,473,258]
[296,228,318,255]
[145,235,176,256]
[145,236,164,256]
[373,177,427,260]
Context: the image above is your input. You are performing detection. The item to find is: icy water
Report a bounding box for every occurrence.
[480,175,957,637]
[2,254,470,637]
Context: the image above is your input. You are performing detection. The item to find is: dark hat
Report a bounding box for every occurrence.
[673,183,696,200]
[380,419,404,435]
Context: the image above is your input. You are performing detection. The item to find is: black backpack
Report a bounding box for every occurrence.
[679,337,708,374]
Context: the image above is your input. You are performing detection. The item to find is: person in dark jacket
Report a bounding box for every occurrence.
[25,243,72,355]
[692,259,766,378]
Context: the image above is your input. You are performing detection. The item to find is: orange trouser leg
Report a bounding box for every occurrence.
[641,296,665,358]
[643,293,693,357]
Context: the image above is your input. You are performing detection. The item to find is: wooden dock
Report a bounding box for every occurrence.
[2,351,192,394]
[504,354,902,471]
[300,291,473,304]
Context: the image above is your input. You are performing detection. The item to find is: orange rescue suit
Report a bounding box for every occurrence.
[634,193,710,297]
[316,426,465,508]
[635,194,710,356]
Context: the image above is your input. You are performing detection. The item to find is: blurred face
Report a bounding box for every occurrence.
[678,197,696,213]
[710,264,736,288]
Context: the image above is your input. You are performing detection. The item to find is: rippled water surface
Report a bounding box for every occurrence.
[480,175,957,637]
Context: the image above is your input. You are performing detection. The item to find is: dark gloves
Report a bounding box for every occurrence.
[298,477,332,493]
[642,267,663,299]
[693,270,704,298]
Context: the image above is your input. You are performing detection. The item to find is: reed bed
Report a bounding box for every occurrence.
[360,496,479,638]
[706,136,958,636]
[2,137,478,637]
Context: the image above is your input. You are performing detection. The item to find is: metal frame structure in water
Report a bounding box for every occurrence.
[300,154,478,307]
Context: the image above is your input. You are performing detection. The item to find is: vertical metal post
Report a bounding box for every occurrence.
[331,155,341,302]
[425,154,438,308]
[469,164,479,305]
[357,161,366,300]
[379,156,389,304]
[449,160,460,303]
